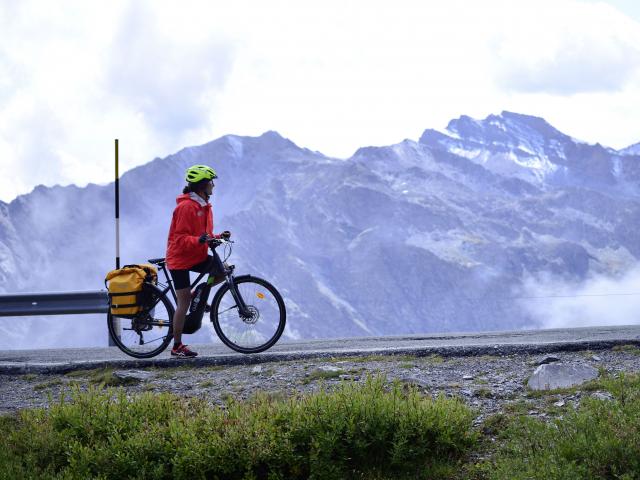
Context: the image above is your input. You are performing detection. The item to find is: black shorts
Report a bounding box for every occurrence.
[169,256,216,290]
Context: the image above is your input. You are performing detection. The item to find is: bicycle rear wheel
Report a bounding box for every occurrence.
[107,283,174,358]
[211,275,286,354]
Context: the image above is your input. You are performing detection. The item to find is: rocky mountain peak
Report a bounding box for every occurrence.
[620,142,640,156]
[1,113,640,349]
[444,111,569,147]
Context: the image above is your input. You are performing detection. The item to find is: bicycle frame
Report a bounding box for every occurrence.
[112,239,286,358]
[155,248,252,318]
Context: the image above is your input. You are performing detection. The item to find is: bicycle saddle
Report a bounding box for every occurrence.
[147,257,166,266]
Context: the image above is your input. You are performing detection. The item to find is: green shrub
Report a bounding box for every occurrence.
[487,373,640,479]
[0,376,476,479]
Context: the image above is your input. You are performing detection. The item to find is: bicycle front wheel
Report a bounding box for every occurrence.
[211,275,286,354]
[107,283,174,358]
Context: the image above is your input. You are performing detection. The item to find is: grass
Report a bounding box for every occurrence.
[302,368,345,384]
[482,372,640,480]
[327,354,420,364]
[64,369,91,378]
[64,367,154,386]
[475,374,640,480]
[612,344,640,355]
[423,354,445,364]
[11,362,640,479]
[33,379,63,391]
[474,388,493,399]
[86,369,141,387]
[0,376,477,480]
[503,399,534,416]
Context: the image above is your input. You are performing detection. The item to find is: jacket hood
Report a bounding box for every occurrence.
[176,193,191,204]
[175,193,209,207]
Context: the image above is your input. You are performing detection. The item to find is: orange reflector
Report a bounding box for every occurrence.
[256,292,265,299]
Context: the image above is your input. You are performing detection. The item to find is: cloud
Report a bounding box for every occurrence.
[0,0,236,202]
[519,265,640,328]
[2,0,640,202]
[491,1,640,94]
[105,2,235,134]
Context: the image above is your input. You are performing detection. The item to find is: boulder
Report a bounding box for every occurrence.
[113,370,153,382]
[527,363,598,391]
[536,355,561,365]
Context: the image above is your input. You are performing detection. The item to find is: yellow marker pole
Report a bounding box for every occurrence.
[111,139,121,346]
[115,139,120,269]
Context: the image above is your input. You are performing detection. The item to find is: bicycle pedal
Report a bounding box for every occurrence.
[204,304,211,313]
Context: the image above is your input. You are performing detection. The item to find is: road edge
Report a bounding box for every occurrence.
[2,339,639,375]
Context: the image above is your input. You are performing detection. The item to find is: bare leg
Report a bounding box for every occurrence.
[173,287,192,345]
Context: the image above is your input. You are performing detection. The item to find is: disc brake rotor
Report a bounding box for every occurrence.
[241,305,260,325]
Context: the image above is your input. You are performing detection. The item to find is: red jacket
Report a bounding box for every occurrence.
[166,193,214,270]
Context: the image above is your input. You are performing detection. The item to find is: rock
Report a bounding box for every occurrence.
[536,355,561,365]
[399,377,429,389]
[318,365,341,373]
[527,363,598,391]
[463,374,474,380]
[592,391,614,401]
[591,355,602,362]
[553,400,565,407]
[113,370,153,382]
[251,365,263,374]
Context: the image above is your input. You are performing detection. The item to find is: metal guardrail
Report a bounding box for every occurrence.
[0,291,109,316]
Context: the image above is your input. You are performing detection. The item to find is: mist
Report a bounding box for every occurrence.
[519,265,640,329]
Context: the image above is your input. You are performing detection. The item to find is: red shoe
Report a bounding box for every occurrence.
[171,343,198,358]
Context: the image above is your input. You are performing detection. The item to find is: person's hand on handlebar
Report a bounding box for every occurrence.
[199,232,231,245]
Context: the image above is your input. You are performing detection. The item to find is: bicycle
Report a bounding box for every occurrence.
[107,238,287,358]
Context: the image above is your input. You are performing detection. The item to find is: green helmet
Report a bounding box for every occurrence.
[185,165,217,183]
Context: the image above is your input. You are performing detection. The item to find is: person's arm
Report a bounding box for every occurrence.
[172,205,202,250]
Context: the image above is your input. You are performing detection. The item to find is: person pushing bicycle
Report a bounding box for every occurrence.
[165,165,231,358]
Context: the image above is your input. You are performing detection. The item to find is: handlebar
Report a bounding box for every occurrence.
[207,237,234,248]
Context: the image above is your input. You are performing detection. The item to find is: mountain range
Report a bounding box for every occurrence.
[1,111,639,349]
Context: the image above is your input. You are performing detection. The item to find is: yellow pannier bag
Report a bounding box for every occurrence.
[105,264,158,316]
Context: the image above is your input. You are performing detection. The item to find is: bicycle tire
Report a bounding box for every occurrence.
[211,275,286,354]
[107,283,174,358]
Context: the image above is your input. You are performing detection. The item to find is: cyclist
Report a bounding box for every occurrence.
[165,164,231,358]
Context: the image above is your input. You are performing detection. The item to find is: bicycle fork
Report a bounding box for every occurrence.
[211,248,252,318]
[225,274,252,318]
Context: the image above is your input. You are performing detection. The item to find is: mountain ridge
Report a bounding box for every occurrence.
[1,112,639,349]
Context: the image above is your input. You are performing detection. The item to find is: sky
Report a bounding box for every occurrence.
[1,0,640,202]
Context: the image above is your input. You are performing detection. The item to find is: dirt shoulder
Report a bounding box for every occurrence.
[2,346,640,421]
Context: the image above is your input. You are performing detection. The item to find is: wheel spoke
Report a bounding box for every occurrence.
[108,284,174,358]
[213,278,285,353]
